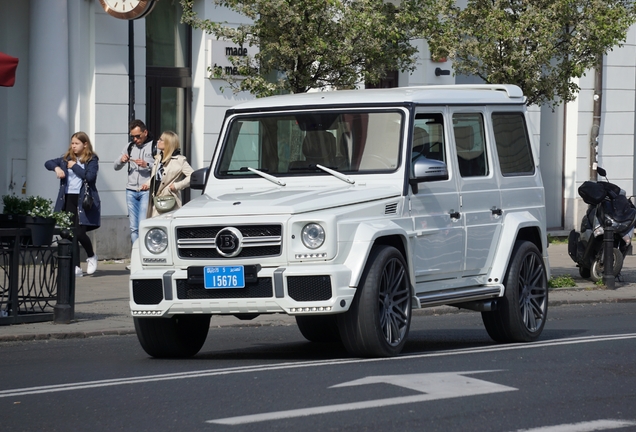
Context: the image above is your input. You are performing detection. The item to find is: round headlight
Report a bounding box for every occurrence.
[301,223,325,249]
[145,228,168,254]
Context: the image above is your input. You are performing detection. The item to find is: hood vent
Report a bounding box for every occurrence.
[385,203,398,215]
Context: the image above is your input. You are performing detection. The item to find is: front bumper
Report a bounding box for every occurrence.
[130,264,356,317]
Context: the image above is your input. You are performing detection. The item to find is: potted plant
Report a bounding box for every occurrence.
[1,194,73,246]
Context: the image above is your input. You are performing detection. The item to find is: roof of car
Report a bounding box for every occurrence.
[229,84,526,112]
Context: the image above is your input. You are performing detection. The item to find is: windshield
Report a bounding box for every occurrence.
[216,110,403,178]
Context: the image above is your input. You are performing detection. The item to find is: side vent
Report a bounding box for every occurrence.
[385,203,398,215]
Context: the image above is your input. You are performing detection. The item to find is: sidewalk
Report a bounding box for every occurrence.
[1,243,635,342]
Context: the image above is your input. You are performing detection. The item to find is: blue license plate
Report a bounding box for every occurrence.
[203,265,245,289]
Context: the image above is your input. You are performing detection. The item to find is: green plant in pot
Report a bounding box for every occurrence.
[1,194,73,245]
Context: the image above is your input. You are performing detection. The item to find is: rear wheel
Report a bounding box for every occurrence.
[482,240,548,343]
[590,248,623,283]
[295,315,341,343]
[338,245,411,357]
[134,314,211,358]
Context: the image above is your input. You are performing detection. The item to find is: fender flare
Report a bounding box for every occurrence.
[489,211,548,283]
[342,221,410,288]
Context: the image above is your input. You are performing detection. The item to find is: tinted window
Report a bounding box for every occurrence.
[453,113,488,177]
[412,113,446,165]
[492,113,535,176]
[217,110,403,178]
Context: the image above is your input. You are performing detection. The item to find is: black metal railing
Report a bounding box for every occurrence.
[0,228,72,325]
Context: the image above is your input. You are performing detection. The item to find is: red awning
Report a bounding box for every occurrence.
[0,52,19,87]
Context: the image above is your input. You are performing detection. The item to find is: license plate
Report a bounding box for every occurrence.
[203,265,245,289]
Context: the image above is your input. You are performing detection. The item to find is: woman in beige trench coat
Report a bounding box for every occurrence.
[141,130,194,218]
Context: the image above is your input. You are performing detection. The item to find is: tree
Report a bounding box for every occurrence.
[180,0,453,96]
[431,0,636,106]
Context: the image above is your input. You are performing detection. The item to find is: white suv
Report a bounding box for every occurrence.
[130,84,550,358]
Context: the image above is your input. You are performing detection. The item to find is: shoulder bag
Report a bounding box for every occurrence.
[82,179,94,210]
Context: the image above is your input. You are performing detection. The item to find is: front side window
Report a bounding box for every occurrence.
[411,113,446,166]
[216,110,403,178]
[453,113,488,177]
[492,112,535,176]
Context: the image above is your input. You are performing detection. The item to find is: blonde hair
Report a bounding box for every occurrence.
[63,131,97,163]
[159,130,180,163]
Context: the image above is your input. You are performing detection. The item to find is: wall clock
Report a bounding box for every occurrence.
[98,0,157,20]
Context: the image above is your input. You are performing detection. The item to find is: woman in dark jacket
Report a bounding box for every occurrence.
[45,131,101,276]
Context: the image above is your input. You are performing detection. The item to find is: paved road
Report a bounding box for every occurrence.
[1,302,635,431]
[1,243,635,343]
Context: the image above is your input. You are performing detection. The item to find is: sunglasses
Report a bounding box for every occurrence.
[130,134,143,140]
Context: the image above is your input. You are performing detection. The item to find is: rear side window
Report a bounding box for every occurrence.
[492,113,535,176]
[453,113,488,177]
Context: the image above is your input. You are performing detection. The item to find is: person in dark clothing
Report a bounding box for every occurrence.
[45,131,101,276]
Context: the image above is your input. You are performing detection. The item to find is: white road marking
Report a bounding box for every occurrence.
[0,333,635,398]
[208,371,517,425]
[513,419,636,431]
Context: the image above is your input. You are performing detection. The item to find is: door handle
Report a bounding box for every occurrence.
[449,210,460,219]
[491,207,503,216]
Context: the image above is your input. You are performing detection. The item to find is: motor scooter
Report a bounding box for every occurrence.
[568,167,636,282]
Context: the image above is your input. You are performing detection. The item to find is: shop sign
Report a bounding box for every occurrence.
[207,39,259,78]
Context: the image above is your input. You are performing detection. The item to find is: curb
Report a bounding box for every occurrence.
[3,295,635,343]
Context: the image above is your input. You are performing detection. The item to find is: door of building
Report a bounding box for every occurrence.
[146,68,192,201]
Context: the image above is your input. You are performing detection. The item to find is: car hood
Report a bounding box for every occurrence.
[174,185,402,217]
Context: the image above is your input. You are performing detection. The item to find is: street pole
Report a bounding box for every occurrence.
[603,221,615,289]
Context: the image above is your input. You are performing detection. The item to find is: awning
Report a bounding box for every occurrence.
[0,52,19,87]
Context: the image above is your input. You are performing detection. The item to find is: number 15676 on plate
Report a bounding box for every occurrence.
[203,265,245,289]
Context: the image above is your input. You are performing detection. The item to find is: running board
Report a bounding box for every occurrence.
[415,285,503,308]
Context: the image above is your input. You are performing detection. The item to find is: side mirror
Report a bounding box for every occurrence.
[190,167,209,190]
[409,158,449,193]
[597,166,606,177]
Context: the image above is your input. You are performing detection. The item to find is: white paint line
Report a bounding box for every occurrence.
[209,371,517,425]
[513,419,636,432]
[1,333,635,398]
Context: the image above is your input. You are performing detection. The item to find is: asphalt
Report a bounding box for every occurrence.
[1,243,635,342]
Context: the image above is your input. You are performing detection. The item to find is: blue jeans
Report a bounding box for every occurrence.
[126,189,149,245]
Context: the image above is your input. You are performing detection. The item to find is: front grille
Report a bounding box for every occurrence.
[176,225,282,259]
[287,276,332,301]
[178,246,281,259]
[132,279,163,305]
[176,278,273,299]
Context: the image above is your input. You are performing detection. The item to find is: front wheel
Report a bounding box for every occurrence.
[482,240,548,343]
[295,315,341,343]
[590,247,623,282]
[134,314,211,358]
[338,245,411,357]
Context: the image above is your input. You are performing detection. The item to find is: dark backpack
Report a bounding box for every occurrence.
[127,139,158,159]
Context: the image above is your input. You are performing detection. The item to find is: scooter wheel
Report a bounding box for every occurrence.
[578,266,591,279]
[590,248,624,283]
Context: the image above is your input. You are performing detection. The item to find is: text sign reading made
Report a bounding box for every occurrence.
[204,266,245,289]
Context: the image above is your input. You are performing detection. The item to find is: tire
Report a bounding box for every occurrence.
[590,247,624,283]
[295,315,341,343]
[482,240,548,343]
[134,314,211,358]
[578,266,591,279]
[338,245,411,357]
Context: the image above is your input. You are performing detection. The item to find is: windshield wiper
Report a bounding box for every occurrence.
[246,167,286,186]
[316,164,355,184]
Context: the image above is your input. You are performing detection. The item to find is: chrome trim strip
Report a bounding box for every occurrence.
[273,268,285,298]
[416,285,502,308]
[162,270,175,301]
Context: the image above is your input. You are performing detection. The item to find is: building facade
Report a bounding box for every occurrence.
[1,0,634,258]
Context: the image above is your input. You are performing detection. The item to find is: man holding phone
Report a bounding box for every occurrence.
[114,119,157,247]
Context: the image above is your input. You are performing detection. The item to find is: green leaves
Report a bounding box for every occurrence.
[180,0,448,96]
[1,194,73,229]
[440,0,636,106]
